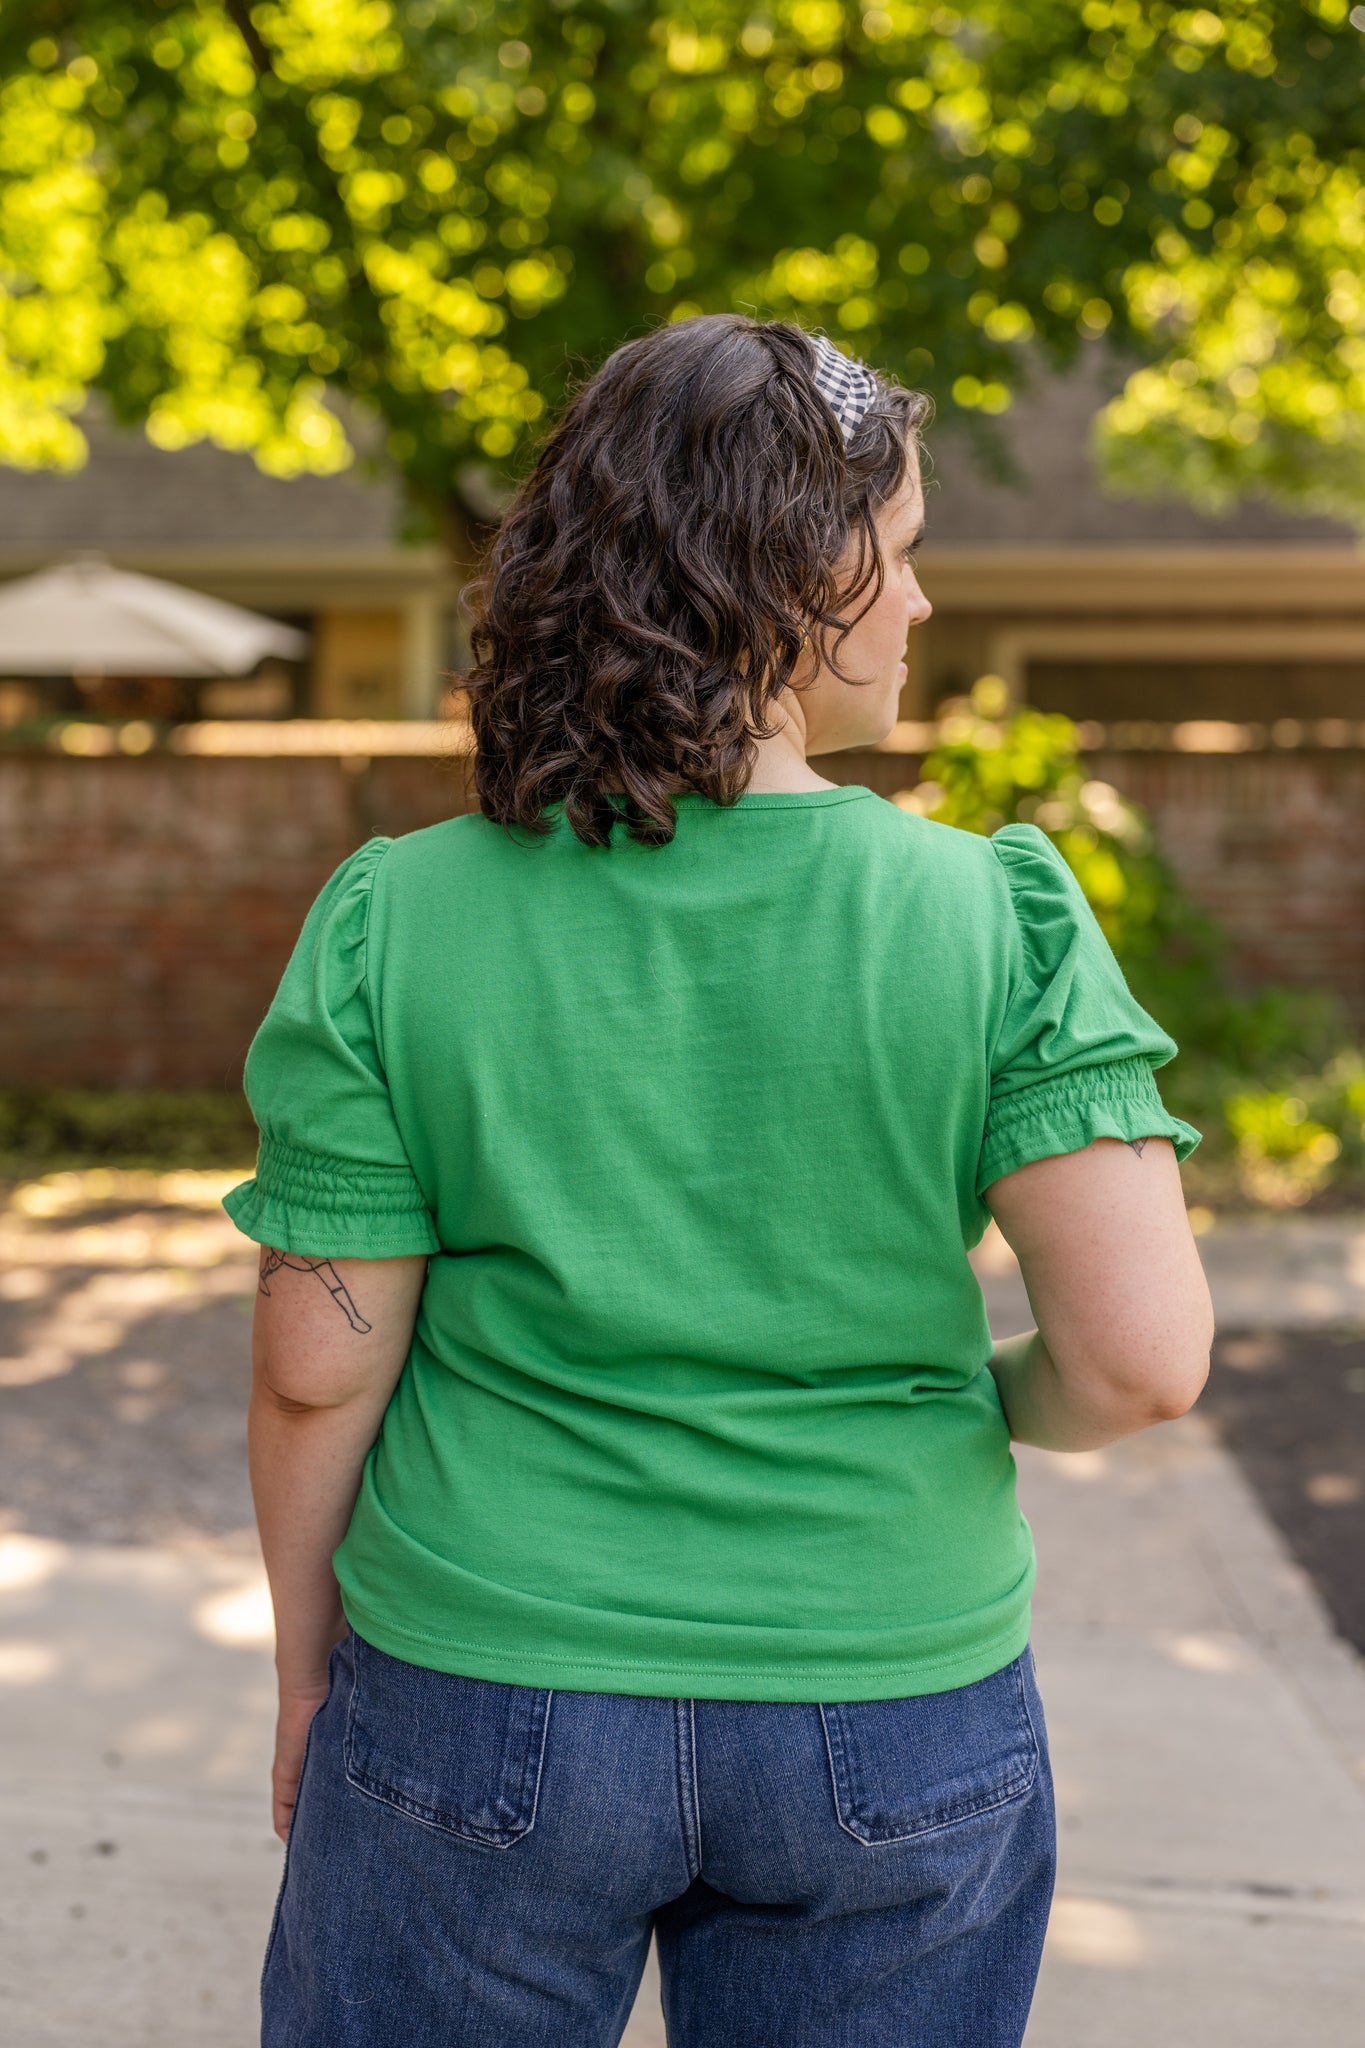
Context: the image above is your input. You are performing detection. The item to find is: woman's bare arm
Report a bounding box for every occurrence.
[247,1248,427,1692]
[984,1134,1214,1452]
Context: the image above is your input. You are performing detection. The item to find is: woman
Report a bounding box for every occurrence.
[225,314,1213,2047]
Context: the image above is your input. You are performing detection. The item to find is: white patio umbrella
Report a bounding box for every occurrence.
[0,555,309,676]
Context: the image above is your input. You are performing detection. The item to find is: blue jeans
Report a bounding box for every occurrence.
[263,1628,1055,2046]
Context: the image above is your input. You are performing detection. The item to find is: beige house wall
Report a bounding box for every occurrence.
[904,546,1365,721]
[311,609,407,718]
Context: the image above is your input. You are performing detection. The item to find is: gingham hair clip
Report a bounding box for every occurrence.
[809,332,878,443]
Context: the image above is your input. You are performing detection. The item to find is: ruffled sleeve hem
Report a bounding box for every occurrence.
[977,1053,1202,1196]
[223,1134,439,1259]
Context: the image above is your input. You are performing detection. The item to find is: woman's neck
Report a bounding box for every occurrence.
[741,697,839,794]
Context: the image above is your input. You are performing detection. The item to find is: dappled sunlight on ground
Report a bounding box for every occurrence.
[1156,1633,1253,1678]
[0,1525,282,2047]
[0,1174,260,1545]
[1,1170,258,1387]
[192,1576,274,1650]
[0,1534,277,1794]
[0,1531,66,1591]
[8,1169,252,1219]
[0,1267,244,1389]
[1046,1895,1148,1969]
[1031,1447,1112,1484]
[0,1639,61,1685]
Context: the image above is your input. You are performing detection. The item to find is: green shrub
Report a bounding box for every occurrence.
[905,677,1365,1209]
[0,1089,256,1170]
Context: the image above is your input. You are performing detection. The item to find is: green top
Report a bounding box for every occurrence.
[225,787,1201,1701]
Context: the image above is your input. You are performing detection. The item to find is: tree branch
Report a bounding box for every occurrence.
[222,0,273,78]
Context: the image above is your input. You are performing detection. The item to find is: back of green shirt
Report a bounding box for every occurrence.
[225,786,1200,1700]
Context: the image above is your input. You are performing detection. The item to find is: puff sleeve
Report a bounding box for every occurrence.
[222,838,440,1259]
[977,823,1202,1197]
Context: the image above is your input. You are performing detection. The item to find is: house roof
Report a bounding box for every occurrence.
[0,410,405,556]
[0,363,1354,561]
[923,350,1356,547]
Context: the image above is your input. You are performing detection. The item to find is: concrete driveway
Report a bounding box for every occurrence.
[2,1173,1363,2045]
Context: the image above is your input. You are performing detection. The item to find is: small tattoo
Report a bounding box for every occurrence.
[1127,1138,1148,1157]
[258,1250,373,1333]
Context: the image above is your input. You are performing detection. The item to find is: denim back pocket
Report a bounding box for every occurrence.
[820,1651,1039,1846]
[343,1632,553,1850]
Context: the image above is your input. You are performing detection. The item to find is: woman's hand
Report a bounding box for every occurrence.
[272,1677,332,1844]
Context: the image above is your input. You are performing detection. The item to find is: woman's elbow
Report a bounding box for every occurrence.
[1067,1321,1214,1437]
[1122,1334,1214,1428]
[1147,1362,1210,1424]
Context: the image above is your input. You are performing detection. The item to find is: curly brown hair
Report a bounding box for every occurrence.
[464,314,931,848]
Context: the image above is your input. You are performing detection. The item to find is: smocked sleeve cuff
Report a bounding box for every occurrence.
[223,1134,440,1259]
[977,1053,1202,1197]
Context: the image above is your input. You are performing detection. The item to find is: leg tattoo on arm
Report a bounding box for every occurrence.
[1127,1138,1148,1157]
[258,1249,373,1334]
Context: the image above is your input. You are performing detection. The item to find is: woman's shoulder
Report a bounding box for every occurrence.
[857,806,1083,972]
[873,806,1071,894]
[373,811,502,878]
[978,820,1097,935]
[859,794,1012,884]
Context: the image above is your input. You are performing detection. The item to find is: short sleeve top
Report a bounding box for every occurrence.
[225,792,1200,1702]
[980,822,1197,1189]
[225,839,439,1260]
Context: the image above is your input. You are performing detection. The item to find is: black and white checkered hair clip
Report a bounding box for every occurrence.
[808,332,878,443]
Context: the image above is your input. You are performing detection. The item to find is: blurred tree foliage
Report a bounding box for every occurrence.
[900,676,1365,1206]
[3,1,1364,528]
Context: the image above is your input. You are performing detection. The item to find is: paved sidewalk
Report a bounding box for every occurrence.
[2,1198,1364,2044]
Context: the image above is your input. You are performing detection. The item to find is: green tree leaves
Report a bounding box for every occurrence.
[3,2,1363,524]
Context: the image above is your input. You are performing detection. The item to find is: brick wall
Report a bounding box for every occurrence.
[3,745,1362,1091]
[1089,748,1365,1014]
[856,743,1365,1020]
[0,752,473,1090]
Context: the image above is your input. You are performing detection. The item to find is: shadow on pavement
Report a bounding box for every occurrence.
[1198,1326,1365,1657]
